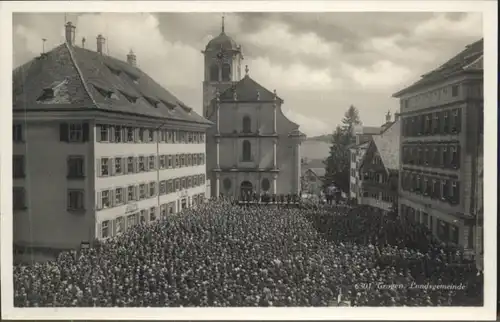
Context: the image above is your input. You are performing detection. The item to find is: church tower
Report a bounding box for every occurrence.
[202,15,244,118]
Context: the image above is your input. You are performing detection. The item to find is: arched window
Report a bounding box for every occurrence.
[223,178,232,191]
[242,115,251,133]
[242,140,251,161]
[261,178,270,192]
[210,64,219,82]
[221,63,231,81]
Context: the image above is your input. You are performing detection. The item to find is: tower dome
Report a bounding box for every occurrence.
[206,33,238,51]
[205,15,239,52]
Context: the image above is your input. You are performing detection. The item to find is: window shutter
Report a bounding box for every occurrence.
[109,126,116,142]
[136,185,140,200]
[110,189,115,207]
[82,122,90,142]
[110,158,116,176]
[123,187,128,203]
[145,157,149,171]
[96,125,102,142]
[96,158,102,177]
[123,157,129,174]
[60,123,69,142]
[96,191,103,210]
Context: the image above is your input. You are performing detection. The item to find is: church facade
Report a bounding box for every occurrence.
[202,21,305,198]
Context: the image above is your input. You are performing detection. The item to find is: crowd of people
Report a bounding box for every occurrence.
[13,199,482,307]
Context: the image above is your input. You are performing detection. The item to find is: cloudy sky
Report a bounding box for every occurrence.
[13,12,483,136]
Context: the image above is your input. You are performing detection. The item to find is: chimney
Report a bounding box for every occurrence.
[82,37,86,49]
[127,49,137,66]
[65,21,76,46]
[394,112,400,122]
[96,34,105,55]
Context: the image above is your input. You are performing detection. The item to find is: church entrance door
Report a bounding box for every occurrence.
[240,181,253,200]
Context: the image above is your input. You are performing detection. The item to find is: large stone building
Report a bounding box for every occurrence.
[12,22,211,262]
[358,119,400,212]
[202,20,305,198]
[393,39,483,255]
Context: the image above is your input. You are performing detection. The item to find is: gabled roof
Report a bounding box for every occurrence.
[371,119,401,171]
[393,38,483,97]
[13,43,211,125]
[217,74,284,103]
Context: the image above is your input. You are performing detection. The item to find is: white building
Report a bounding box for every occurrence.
[12,22,211,261]
[202,20,305,198]
[349,142,369,202]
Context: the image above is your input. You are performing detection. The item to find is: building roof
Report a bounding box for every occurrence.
[13,43,211,125]
[353,125,381,135]
[371,119,401,171]
[307,168,326,178]
[393,38,483,97]
[217,74,284,103]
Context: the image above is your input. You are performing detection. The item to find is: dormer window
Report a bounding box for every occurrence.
[36,88,55,102]
[178,102,192,113]
[160,99,176,110]
[144,96,159,108]
[123,69,140,82]
[119,90,137,103]
[93,85,118,100]
[105,64,122,76]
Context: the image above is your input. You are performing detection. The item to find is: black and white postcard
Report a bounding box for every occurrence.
[1,1,497,320]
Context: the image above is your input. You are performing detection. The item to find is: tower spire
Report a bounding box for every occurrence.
[221,13,225,33]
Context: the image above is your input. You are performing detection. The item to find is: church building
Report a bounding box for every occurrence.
[202,18,306,198]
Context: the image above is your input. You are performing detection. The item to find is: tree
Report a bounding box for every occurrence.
[323,105,361,193]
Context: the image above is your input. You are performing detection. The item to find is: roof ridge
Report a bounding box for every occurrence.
[65,43,98,107]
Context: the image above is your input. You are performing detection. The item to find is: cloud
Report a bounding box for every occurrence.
[413,12,483,39]
[12,12,484,137]
[341,60,412,91]
[250,57,340,92]
[362,34,437,65]
[281,107,330,137]
[242,22,335,58]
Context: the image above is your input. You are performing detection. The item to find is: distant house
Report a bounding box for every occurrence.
[349,111,399,202]
[358,119,401,212]
[349,141,370,202]
[302,168,326,196]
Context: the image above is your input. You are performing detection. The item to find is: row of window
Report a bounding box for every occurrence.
[401,171,460,205]
[97,124,205,144]
[402,84,460,109]
[12,123,206,144]
[402,108,461,137]
[97,174,206,210]
[402,144,460,169]
[362,190,396,203]
[400,205,460,245]
[362,172,389,184]
[12,153,206,179]
[98,153,205,177]
[101,194,204,238]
